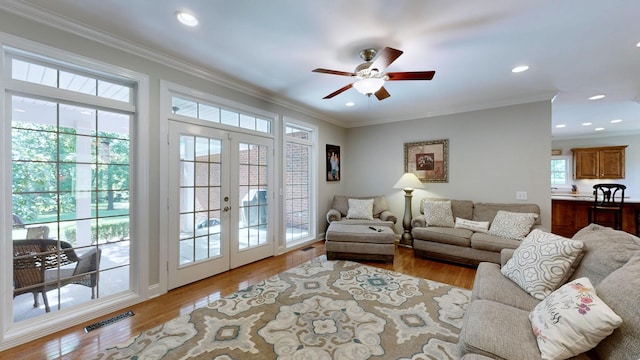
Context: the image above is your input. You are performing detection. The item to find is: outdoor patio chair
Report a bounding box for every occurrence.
[13,239,101,313]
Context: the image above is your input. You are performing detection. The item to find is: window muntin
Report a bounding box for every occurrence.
[11,56,132,103]
[171,95,271,134]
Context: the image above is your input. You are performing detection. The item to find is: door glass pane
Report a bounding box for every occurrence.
[238,142,268,250]
[178,135,222,265]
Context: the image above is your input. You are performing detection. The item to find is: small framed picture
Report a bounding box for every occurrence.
[326,144,340,181]
[404,139,449,183]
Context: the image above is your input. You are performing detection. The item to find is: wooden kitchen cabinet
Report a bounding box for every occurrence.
[572,145,627,179]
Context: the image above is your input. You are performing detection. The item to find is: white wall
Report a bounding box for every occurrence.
[344,101,553,232]
[552,134,640,198]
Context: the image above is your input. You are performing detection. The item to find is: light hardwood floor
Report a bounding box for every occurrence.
[2,241,476,359]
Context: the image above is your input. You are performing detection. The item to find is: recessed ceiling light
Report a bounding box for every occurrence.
[594,127,605,131]
[176,11,198,27]
[511,65,529,73]
[582,122,592,126]
[555,124,566,128]
[13,108,25,112]
[636,41,640,47]
[589,94,605,100]
[345,101,355,107]
[610,119,622,123]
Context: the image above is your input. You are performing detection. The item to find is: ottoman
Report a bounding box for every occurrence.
[325,223,395,263]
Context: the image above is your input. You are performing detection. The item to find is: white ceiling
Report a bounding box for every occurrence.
[3,0,640,139]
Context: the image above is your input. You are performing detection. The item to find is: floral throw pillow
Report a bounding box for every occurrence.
[501,229,584,300]
[423,200,455,227]
[487,210,538,240]
[529,277,622,360]
[346,198,374,220]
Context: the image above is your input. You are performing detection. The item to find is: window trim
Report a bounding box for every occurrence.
[551,155,572,188]
[282,117,317,249]
[0,32,150,349]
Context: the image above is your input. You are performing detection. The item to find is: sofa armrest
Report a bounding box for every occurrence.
[411,215,426,228]
[379,210,397,224]
[327,208,341,223]
[500,248,515,267]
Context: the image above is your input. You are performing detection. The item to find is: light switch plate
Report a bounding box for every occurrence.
[516,191,528,200]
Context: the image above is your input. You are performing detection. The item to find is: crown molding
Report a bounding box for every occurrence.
[0,1,340,126]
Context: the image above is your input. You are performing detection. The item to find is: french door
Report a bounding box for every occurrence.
[167,121,274,289]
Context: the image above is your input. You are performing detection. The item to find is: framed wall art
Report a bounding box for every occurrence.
[326,144,340,181]
[404,139,449,183]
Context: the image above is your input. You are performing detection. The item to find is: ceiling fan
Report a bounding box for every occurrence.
[312,47,435,101]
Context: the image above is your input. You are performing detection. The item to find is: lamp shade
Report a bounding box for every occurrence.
[353,78,385,95]
[393,173,424,190]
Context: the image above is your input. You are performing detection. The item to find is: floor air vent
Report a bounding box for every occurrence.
[84,310,134,333]
[301,246,315,252]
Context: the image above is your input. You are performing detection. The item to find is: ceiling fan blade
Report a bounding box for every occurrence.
[323,83,353,99]
[374,86,390,100]
[312,68,355,77]
[370,47,403,72]
[386,71,436,81]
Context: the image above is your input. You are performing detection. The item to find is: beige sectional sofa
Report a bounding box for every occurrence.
[411,199,542,265]
[459,224,640,359]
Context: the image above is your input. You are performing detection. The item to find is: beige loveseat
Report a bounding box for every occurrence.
[411,199,542,266]
[459,224,640,359]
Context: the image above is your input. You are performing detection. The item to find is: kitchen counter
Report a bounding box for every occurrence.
[551,193,640,203]
[551,196,640,237]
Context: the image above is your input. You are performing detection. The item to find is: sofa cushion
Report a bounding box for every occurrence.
[529,277,622,360]
[595,255,640,360]
[331,195,388,217]
[472,262,540,311]
[346,198,374,219]
[470,232,521,252]
[411,226,472,247]
[487,210,538,240]
[459,299,542,359]
[455,217,489,233]
[420,198,474,220]
[423,200,455,227]
[570,224,640,286]
[473,202,542,225]
[501,229,584,300]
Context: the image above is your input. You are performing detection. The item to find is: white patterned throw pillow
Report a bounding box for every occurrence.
[454,217,490,233]
[529,277,622,360]
[487,210,538,240]
[423,200,455,227]
[501,229,584,300]
[346,198,374,220]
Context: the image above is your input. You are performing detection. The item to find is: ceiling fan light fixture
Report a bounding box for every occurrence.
[176,11,198,27]
[353,78,385,95]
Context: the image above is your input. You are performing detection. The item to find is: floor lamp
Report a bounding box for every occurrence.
[393,173,424,247]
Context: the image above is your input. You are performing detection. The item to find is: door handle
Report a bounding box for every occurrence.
[223,206,231,212]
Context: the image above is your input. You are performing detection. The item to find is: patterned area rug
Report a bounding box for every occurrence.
[93,258,471,359]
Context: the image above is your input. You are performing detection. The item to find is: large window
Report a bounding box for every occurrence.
[284,123,315,245]
[6,51,136,322]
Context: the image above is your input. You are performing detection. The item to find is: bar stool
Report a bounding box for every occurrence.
[589,184,626,230]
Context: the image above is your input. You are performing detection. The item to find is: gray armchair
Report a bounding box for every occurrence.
[13,239,101,312]
[326,195,397,227]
